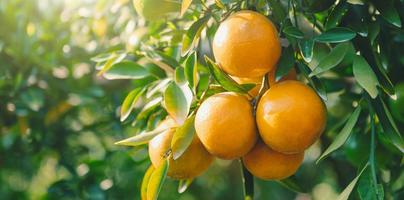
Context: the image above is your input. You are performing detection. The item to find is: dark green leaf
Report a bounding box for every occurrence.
[368,21,380,45]
[309,0,335,13]
[299,39,314,63]
[120,88,144,122]
[181,15,210,55]
[277,176,307,193]
[141,165,154,200]
[372,0,402,28]
[267,0,287,22]
[114,127,169,146]
[241,162,254,200]
[103,61,149,80]
[325,1,349,29]
[283,26,304,39]
[310,42,349,77]
[275,46,295,81]
[178,179,193,194]
[171,116,195,160]
[336,164,368,200]
[21,88,44,111]
[164,81,190,125]
[147,158,169,200]
[353,55,379,98]
[358,167,384,200]
[297,62,327,100]
[184,52,198,92]
[315,27,356,43]
[317,106,362,163]
[204,56,249,94]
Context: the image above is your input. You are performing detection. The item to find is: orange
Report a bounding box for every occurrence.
[195,92,257,159]
[256,80,326,153]
[213,10,281,78]
[231,68,297,97]
[243,142,304,180]
[148,119,213,179]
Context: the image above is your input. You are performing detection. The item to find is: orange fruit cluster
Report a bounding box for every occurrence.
[148,10,326,181]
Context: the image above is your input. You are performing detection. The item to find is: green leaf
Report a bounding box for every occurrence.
[309,0,335,13]
[267,0,287,22]
[96,52,127,73]
[141,165,154,200]
[181,15,210,55]
[103,61,149,80]
[171,116,195,160]
[368,21,380,45]
[241,161,254,200]
[372,0,402,28]
[178,179,193,194]
[204,56,249,95]
[275,46,295,81]
[147,158,169,200]
[164,81,190,125]
[277,176,307,193]
[175,67,186,84]
[136,97,162,121]
[370,96,404,153]
[180,0,193,17]
[196,73,209,98]
[120,88,144,122]
[214,0,225,9]
[297,62,327,101]
[283,26,304,39]
[317,106,362,163]
[336,164,368,200]
[114,127,169,146]
[184,52,198,92]
[315,27,356,43]
[310,42,349,77]
[21,88,44,111]
[358,167,384,200]
[353,55,379,98]
[299,39,314,63]
[325,1,349,30]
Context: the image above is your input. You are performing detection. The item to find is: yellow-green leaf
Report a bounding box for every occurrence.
[120,88,144,122]
[178,179,193,193]
[147,158,169,200]
[114,127,169,146]
[336,164,368,200]
[353,55,379,98]
[164,81,190,125]
[180,0,193,17]
[141,165,155,200]
[171,115,195,160]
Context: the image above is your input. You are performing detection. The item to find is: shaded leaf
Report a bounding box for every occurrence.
[325,1,349,30]
[368,21,380,45]
[171,116,195,160]
[297,62,327,100]
[309,0,335,13]
[141,165,155,200]
[315,27,356,43]
[178,179,193,193]
[277,176,307,193]
[299,39,314,63]
[275,46,295,81]
[317,106,362,163]
[181,15,210,55]
[164,81,190,125]
[120,88,144,122]
[21,88,44,111]
[184,52,199,92]
[283,26,304,39]
[204,56,249,94]
[147,158,169,200]
[353,55,379,98]
[103,61,149,80]
[267,0,287,22]
[336,164,368,200]
[358,167,384,200]
[114,127,170,146]
[310,42,349,77]
[372,0,402,28]
[241,162,254,200]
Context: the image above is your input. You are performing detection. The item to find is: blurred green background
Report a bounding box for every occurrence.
[0,0,403,200]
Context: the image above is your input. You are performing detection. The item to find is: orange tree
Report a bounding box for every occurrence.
[94,0,404,199]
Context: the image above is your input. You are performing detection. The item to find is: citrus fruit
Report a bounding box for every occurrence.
[231,68,297,97]
[195,92,257,159]
[148,119,213,179]
[389,82,404,123]
[243,142,304,180]
[133,0,179,21]
[256,80,326,153]
[212,10,281,78]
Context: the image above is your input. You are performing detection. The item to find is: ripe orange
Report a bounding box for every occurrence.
[195,92,257,159]
[212,10,281,78]
[148,120,213,179]
[256,80,326,153]
[243,142,304,180]
[231,68,297,97]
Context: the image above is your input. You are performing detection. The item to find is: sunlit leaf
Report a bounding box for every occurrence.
[275,46,295,81]
[204,56,249,94]
[310,42,349,77]
[298,39,314,63]
[147,158,169,200]
[214,0,225,9]
[120,88,144,122]
[175,67,186,84]
[353,55,379,98]
[164,81,190,125]
[103,61,149,80]
[184,52,199,92]
[181,15,210,55]
[336,164,368,200]
[178,179,193,193]
[180,0,193,17]
[115,127,170,146]
[141,165,155,200]
[315,27,356,43]
[317,106,362,163]
[283,26,304,39]
[171,116,195,160]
